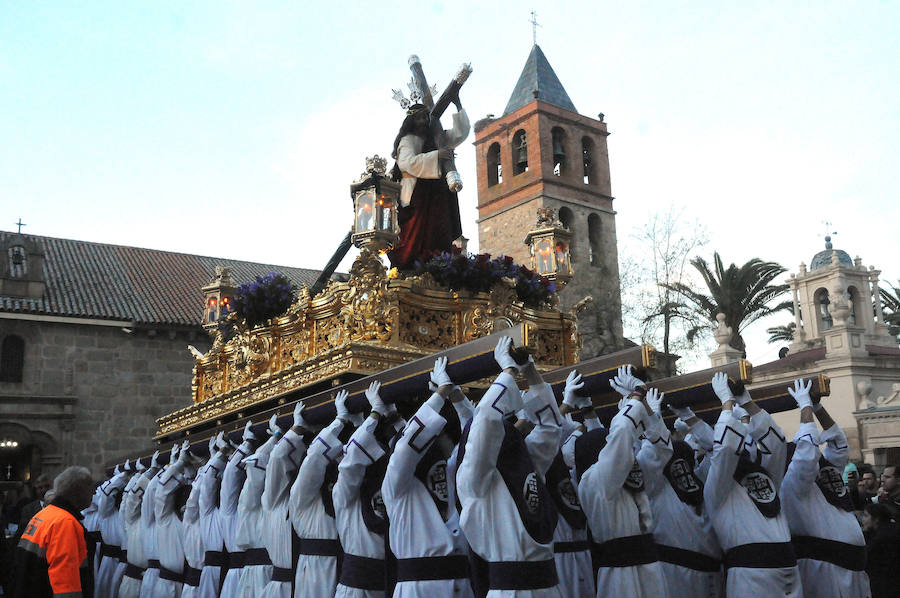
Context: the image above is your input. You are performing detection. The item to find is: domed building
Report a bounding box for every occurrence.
[743,236,900,464]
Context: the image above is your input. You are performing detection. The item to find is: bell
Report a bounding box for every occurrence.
[552,138,566,165]
[516,142,528,168]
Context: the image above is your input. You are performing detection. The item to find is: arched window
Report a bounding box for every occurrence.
[551,127,567,176]
[558,207,574,230]
[487,142,502,186]
[8,246,27,278]
[847,286,864,326]
[588,213,601,267]
[582,137,596,185]
[814,288,832,331]
[0,335,25,383]
[513,130,528,175]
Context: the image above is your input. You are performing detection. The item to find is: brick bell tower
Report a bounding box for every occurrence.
[474,45,624,357]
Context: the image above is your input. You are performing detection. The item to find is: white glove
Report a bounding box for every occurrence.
[515,408,534,424]
[646,388,664,414]
[562,370,588,409]
[136,460,146,472]
[208,435,217,456]
[242,421,257,442]
[150,450,161,468]
[787,378,813,410]
[124,459,132,473]
[213,431,228,453]
[335,389,353,420]
[366,380,389,416]
[431,356,453,388]
[493,336,522,371]
[170,442,181,464]
[668,404,696,420]
[114,464,121,476]
[673,418,691,437]
[610,365,644,397]
[711,372,735,405]
[177,440,191,464]
[293,401,309,429]
[732,405,750,421]
[267,413,283,437]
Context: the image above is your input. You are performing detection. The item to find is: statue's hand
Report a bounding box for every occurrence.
[438,148,454,161]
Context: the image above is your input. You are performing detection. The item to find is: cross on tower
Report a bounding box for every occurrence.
[529,10,541,45]
[14,218,26,233]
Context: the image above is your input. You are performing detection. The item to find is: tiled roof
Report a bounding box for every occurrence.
[0,231,335,327]
[503,45,577,116]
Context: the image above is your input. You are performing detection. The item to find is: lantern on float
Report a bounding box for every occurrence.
[350,155,400,252]
[523,207,573,288]
[201,266,237,330]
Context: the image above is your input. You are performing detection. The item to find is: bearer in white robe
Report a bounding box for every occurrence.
[120,453,159,598]
[113,460,139,597]
[95,464,130,598]
[180,474,204,598]
[781,380,871,598]
[219,422,256,598]
[140,455,168,598]
[153,440,193,598]
[456,336,564,598]
[575,367,667,598]
[705,372,802,597]
[290,389,357,598]
[197,434,229,598]
[636,390,722,598]
[333,381,406,598]
[235,416,281,598]
[382,356,473,598]
[551,371,597,598]
[261,403,313,598]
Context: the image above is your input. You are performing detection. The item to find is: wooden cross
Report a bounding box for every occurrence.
[529,10,541,45]
[14,218,26,233]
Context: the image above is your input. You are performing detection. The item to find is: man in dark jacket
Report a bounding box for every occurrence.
[12,466,95,598]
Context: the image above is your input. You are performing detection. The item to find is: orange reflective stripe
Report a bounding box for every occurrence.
[26,504,86,595]
[17,536,47,559]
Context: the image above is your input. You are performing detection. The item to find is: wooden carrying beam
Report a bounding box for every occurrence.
[542,345,656,400]
[674,374,832,425]
[120,325,530,467]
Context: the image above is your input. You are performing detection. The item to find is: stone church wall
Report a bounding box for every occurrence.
[0,318,208,478]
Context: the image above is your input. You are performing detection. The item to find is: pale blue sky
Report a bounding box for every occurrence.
[3,2,898,366]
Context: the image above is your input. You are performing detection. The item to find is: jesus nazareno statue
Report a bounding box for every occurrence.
[387,56,471,271]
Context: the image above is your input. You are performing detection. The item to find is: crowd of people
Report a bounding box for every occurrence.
[3,337,900,597]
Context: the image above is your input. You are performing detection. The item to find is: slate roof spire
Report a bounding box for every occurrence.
[503,44,577,116]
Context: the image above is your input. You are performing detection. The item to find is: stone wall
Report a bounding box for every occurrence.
[0,318,208,478]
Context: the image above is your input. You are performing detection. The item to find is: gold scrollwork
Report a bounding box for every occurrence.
[341,247,398,343]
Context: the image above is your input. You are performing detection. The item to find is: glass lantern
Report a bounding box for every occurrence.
[524,208,574,288]
[201,266,236,330]
[350,156,400,251]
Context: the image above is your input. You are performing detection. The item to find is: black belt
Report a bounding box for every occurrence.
[724,542,797,569]
[204,550,228,568]
[147,559,161,570]
[228,551,245,569]
[243,548,272,567]
[159,566,184,583]
[592,534,659,568]
[272,567,293,582]
[99,543,122,560]
[792,536,866,571]
[183,566,202,587]
[657,544,721,573]
[487,559,558,590]
[124,563,145,580]
[297,538,342,557]
[86,531,102,548]
[396,555,470,582]
[554,540,590,554]
[339,554,385,591]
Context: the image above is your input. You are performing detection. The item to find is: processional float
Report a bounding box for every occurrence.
[117,55,829,466]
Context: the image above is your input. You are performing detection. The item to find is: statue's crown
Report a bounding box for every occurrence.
[392,78,437,114]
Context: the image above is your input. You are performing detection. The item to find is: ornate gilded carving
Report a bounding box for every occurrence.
[340,247,398,343]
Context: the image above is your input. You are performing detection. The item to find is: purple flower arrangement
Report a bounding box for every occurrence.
[414,249,556,309]
[233,272,297,328]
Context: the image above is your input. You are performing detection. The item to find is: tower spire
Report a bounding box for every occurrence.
[529,10,541,45]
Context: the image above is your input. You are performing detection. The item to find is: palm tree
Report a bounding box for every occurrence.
[881,280,900,338]
[766,322,796,343]
[665,252,791,354]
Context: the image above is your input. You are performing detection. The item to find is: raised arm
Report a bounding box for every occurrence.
[263,403,310,511]
[334,411,385,508]
[397,138,440,179]
[199,435,228,517]
[635,389,673,498]
[520,366,563,478]
[221,422,257,516]
[704,373,747,509]
[291,413,346,513]
[445,109,470,148]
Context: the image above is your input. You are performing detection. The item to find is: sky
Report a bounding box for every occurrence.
[2,2,898,369]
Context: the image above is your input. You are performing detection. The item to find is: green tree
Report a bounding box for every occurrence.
[881,280,900,338]
[766,322,796,343]
[665,252,791,354]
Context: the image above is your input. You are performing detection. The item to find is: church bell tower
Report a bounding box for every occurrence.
[474,45,623,356]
